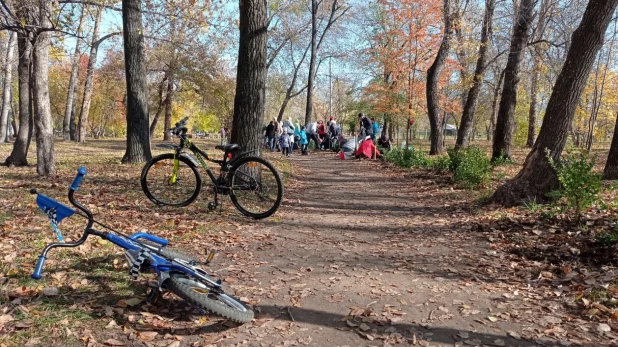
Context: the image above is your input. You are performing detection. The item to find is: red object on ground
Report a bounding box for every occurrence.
[339,151,345,160]
[355,140,381,159]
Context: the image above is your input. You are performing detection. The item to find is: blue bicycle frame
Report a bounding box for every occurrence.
[31,167,222,292]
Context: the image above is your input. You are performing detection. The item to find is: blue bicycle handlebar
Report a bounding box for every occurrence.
[70,166,87,191]
[31,256,46,279]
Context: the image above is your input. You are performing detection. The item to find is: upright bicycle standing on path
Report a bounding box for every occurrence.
[141,117,284,219]
[30,167,254,323]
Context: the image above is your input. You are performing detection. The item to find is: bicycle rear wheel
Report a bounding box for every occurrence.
[141,153,202,207]
[167,273,254,323]
[229,156,283,219]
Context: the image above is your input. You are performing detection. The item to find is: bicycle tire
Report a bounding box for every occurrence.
[141,153,202,207]
[167,273,254,323]
[141,242,199,263]
[229,156,283,219]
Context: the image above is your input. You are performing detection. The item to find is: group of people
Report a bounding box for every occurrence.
[263,113,391,157]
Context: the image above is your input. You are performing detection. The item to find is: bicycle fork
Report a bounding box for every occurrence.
[169,156,180,185]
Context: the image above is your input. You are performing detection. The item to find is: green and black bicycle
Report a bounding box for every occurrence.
[141,117,283,219]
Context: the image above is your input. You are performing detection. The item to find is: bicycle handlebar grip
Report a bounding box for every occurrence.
[31,256,46,279]
[70,166,88,191]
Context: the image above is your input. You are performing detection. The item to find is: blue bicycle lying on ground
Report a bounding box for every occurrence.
[30,167,254,323]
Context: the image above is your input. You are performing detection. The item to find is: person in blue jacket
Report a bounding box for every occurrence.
[300,126,309,155]
[371,118,379,141]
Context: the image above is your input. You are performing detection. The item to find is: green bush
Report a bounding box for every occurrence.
[492,150,514,166]
[384,147,430,169]
[448,147,492,188]
[430,155,451,173]
[548,151,602,220]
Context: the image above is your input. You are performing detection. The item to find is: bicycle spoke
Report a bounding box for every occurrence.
[231,159,281,217]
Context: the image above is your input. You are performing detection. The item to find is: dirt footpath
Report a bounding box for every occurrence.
[211,154,605,347]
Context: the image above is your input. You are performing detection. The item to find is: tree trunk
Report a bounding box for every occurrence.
[455,0,495,149]
[492,0,536,161]
[526,56,541,147]
[77,6,103,143]
[0,32,16,143]
[5,30,32,167]
[426,0,453,155]
[525,0,551,148]
[277,42,310,122]
[604,112,618,179]
[63,4,85,141]
[32,2,57,175]
[149,76,166,138]
[304,0,318,125]
[231,0,267,152]
[121,0,152,163]
[10,98,17,137]
[585,23,615,152]
[492,0,618,206]
[163,68,174,141]
[488,69,505,141]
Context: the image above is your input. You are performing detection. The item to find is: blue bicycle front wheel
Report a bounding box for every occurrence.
[167,273,254,323]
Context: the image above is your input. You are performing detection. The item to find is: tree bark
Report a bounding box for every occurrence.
[63,4,85,141]
[526,0,552,148]
[121,0,152,163]
[149,76,166,138]
[455,0,495,149]
[304,0,318,125]
[526,55,541,147]
[32,1,57,175]
[163,68,175,141]
[492,0,536,161]
[231,0,267,152]
[488,69,505,140]
[77,6,103,143]
[604,112,618,179]
[5,30,32,167]
[426,0,453,155]
[492,0,618,206]
[0,32,16,143]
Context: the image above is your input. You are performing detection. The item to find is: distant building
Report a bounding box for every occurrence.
[444,124,457,136]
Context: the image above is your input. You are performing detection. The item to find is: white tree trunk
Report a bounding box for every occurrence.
[77,6,103,143]
[33,2,56,175]
[0,32,16,143]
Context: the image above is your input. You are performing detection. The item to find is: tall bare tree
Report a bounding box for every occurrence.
[455,0,496,149]
[492,0,537,161]
[121,0,152,163]
[492,0,618,205]
[63,4,85,141]
[426,0,454,155]
[304,0,348,125]
[526,0,552,147]
[77,6,104,143]
[231,0,268,151]
[32,0,56,175]
[0,31,15,143]
[4,24,32,167]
